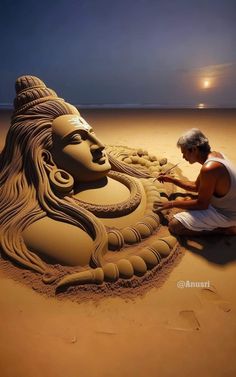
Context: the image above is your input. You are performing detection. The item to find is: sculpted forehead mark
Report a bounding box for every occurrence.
[68,116,92,132]
[52,115,94,141]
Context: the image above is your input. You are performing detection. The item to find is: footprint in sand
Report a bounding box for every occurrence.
[200,286,231,313]
[167,310,200,331]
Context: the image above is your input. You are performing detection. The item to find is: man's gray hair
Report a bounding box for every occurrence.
[177,128,211,153]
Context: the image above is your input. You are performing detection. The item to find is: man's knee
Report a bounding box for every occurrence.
[168,218,185,235]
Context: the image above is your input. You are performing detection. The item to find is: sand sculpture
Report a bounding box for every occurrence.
[0,75,182,293]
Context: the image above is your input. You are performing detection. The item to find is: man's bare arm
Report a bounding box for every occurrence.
[154,165,219,212]
[172,166,218,210]
[158,174,200,192]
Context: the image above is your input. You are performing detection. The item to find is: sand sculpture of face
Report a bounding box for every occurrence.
[51,114,111,182]
[0,75,180,294]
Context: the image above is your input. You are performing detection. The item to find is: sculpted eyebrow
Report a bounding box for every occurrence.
[60,127,93,143]
[61,130,85,142]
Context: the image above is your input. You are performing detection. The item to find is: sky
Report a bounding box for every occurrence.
[0,0,235,108]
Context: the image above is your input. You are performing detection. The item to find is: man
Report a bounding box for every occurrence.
[154,128,236,236]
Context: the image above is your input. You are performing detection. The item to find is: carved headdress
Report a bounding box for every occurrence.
[12,75,78,119]
[14,75,58,114]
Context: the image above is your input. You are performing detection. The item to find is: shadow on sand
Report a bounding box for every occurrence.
[179,235,236,265]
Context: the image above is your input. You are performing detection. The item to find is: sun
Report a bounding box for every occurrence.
[203,79,210,89]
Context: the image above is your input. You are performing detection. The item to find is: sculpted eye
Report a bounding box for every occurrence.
[69,134,82,143]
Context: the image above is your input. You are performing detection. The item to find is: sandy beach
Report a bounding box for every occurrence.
[1,109,236,377]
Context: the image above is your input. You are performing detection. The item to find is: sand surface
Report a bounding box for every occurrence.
[1,109,236,377]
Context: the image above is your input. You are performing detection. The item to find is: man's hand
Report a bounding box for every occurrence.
[156,173,175,184]
[153,200,173,212]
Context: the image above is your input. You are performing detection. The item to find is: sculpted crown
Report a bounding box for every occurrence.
[14,75,60,114]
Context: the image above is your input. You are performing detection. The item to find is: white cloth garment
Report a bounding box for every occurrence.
[174,156,236,231]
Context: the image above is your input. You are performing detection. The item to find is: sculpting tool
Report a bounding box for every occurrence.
[153,162,180,182]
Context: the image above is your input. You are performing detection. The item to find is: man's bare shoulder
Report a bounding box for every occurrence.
[201,160,225,173]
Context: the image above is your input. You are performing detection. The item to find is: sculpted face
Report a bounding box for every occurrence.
[51,114,111,182]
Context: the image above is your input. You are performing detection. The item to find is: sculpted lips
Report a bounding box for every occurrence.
[92,151,107,163]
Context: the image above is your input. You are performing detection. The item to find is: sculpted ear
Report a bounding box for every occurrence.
[42,150,55,172]
[41,150,74,194]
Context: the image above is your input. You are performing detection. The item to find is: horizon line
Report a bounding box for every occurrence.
[0,103,236,110]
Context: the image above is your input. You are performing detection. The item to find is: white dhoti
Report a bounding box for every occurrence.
[174,205,236,232]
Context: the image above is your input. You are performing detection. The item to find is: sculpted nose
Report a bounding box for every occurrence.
[89,134,105,151]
